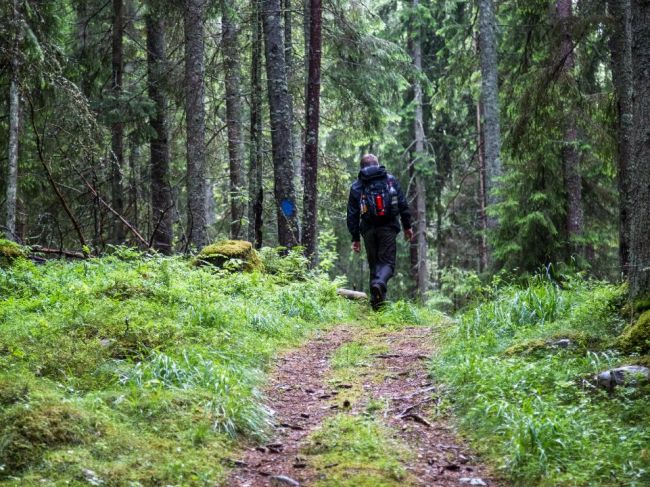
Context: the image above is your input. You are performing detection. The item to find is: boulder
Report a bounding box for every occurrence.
[194,240,263,272]
[616,310,650,354]
[595,365,650,391]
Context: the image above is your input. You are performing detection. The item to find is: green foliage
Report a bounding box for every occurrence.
[432,276,649,485]
[258,246,309,281]
[0,254,357,483]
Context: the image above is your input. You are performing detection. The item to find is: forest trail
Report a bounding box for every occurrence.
[227,324,499,487]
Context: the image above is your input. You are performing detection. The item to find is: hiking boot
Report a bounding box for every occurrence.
[370,284,384,311]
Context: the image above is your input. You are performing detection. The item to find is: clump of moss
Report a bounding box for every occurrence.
[0,238,28,266]
[0,375,29,406]
[616,310,650,354]
[194,240,263,272]
[0,401,95,475]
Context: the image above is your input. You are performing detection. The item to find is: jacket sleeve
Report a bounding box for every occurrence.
[394,179,412,230]
[346,186,361,242]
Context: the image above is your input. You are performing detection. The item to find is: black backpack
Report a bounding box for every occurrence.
[360,175,399,222]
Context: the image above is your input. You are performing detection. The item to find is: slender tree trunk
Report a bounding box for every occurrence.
[477,0,502,215]
[408,0,429,300]
[302,0,322,264]
[5,0,20,241]
[222,0,246,239]
[146,13,173,254]
[111,0,125,243]
[248,0,264,248]
[262,0,300,247]
[608,0,633,276]
[184,0,209,248]
[557,0,583,255]
[282,0,301,192]
[476,101,488,272]
[629,0,650,299]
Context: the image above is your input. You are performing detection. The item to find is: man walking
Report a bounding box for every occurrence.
[347,154,413,309]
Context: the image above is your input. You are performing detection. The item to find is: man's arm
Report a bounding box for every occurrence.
[347,186,361,244]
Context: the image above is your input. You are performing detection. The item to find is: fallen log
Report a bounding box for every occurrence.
[336,288,368,300]
[31,246,87,259]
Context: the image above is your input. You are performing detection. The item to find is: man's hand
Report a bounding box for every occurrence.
[352,241,361,253]
[404,228,414,242]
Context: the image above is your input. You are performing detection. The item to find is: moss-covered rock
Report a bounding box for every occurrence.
[0,238,28,266]
[503,330,602,356]
[616,310,650,354]
[194,240,263,272]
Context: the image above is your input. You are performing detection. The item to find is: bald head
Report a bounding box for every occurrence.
[360,153,379,168]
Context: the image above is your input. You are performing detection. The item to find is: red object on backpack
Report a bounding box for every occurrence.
[375,194,385,216]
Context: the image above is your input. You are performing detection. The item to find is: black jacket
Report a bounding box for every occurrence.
[346,165,412,241]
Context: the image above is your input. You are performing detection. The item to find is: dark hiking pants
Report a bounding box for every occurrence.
[362,226,397,295]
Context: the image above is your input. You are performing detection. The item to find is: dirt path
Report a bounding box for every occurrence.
[227,325,499,487]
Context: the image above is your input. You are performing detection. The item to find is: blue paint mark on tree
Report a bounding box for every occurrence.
[280,199,295,217]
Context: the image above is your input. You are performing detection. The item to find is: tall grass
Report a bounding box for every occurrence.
[433,276,649,486]
[0,251,357,484]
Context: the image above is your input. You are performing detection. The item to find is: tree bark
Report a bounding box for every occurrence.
[301,0,322,264]
[629,0,650,299]
[408,0,429,300]
[476,100,489,272]
[477,0,502,214]
[248,0,264,248]
[111,0,125,243]
[5,0,20,241]
[184,0,209,248]
[146,12,173,254]
[222,0,246,240]
[608,0,633,276]
[262,0,300,247]
[556,0,583,255]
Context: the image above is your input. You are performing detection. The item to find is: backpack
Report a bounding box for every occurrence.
[360,175,399,222]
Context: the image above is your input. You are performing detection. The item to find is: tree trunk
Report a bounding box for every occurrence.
[222,0,246,240]
[262,0,300,247]
[248,0,264,248]
[557,0,583,255]
[477,0,502,215]
[302,0,322,264]
[608,0,633,276]
[184,0,209,248]
[629,0,650,299]
[111,0,125,243]
[282,0,301,192]
[476,101,488,272]
[5,0,20,241]
[407,0,429,301]
[146,12,173,254]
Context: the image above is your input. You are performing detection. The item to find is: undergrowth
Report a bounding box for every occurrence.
[432,275,650,486]
[0,250,358,485]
